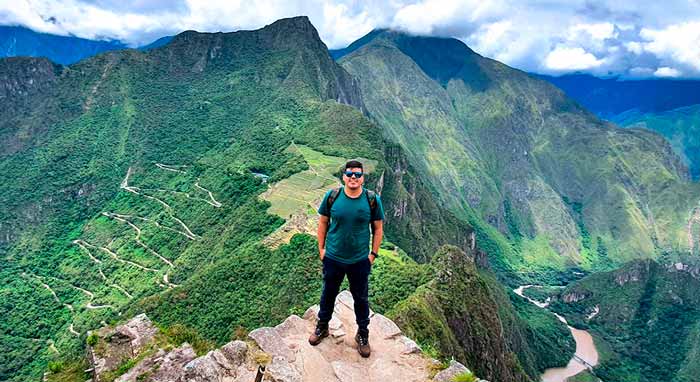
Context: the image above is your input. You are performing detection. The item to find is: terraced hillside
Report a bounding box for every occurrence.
[337,30,700,279]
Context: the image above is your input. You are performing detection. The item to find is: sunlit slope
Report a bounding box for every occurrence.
[339,30,700,272]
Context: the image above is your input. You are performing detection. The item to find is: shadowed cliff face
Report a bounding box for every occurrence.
[0,57,63,156]
[339,29,700,274]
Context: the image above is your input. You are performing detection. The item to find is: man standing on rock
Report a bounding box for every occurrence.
[308,160,384,358]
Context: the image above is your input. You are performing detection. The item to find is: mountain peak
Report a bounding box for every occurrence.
[169,15,325,54]
[85,291,484,382]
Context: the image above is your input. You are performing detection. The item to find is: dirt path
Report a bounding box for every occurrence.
[194,180,223,207]
[69,323,80,336]
[102,212,175,267]
[73,239,103,264]
[105,213,195,241]
[73,239,109,282]
[155,163,188,173]
[102,212,181,289]
[24,271,114,311]
[47,340,59,354]
[111,283,133,299]
[139,186,221,209]
[99,245,159,272]
[120,167,199,239]
[78,239,160,274]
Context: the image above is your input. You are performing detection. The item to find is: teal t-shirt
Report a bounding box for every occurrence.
[318,187,385,264]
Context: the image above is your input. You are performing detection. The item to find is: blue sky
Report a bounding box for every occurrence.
[1,0,699,78]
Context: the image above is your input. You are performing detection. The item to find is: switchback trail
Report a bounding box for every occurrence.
[120,167,199,240]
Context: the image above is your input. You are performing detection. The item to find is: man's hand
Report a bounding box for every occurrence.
[318,215,329,261]
[368,252,376,265]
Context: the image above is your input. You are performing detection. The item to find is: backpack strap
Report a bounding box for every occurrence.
[366,190,378,233]
[326,187,342,211]
[366,190,377,215]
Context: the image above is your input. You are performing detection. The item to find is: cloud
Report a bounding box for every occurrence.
[569,22,617,40]
[1,0,699,78]
[639,21,700,71]
[654,66,682,77]
[545,46,605,71]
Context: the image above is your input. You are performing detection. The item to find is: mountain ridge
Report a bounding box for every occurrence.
[338,28,700,276]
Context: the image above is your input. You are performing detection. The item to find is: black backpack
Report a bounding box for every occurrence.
[326,187,378,221]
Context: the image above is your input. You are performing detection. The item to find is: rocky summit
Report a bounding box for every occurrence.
[87,290,485,382]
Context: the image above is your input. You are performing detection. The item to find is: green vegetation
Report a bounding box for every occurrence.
[615,104,700,179]
[5,16,692,382]
[339,30,700,279]
[567,370,598,382]
[550,258,700,381]
[0,17,384,381]
[390,245,575,382]
[452,371,478,382]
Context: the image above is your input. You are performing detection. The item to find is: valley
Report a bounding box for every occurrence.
[514,285,600,382]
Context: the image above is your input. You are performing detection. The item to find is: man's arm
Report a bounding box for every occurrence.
[369,219,383,263]
[318,215,330,260]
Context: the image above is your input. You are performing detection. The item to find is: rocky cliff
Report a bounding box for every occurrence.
[83,291,484,382]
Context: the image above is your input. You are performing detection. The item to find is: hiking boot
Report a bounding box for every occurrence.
[308,323,329,346]
[355,332,371,357]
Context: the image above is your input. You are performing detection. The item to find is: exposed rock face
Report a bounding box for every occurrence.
[380,143,475,262]
[88,313,159,381]
[561,291,589,303]
[88,291,478,382]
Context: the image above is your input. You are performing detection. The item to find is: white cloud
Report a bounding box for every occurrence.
[640,22,700,71]
[654,66,682,77]
[625,41,643,54]
[1,0,700,78]
[545,46,604,71]
[391,0,506,35]
[569,22,616,40]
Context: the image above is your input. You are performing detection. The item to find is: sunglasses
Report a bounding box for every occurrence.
[343,171,364,178]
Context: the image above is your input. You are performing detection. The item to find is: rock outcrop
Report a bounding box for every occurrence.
[87,291,485,382]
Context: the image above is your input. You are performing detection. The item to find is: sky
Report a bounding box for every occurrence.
[1,0,699,78]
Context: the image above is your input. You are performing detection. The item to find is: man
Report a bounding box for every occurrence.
[308,160,384,358]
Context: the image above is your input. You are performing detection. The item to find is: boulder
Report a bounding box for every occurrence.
[433,360,472,382]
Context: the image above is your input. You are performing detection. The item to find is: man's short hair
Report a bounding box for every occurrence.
[344,160,363,170]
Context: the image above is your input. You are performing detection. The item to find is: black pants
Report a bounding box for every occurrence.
[317,255,372,336]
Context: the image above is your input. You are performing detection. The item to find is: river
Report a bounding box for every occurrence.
[513,285,599,382]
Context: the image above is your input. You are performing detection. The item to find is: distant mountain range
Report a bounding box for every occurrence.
[536,73,700,119]
[0,25,172,65]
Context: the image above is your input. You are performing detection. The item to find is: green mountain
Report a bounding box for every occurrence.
[337,29,700,279]
[551,258,700,382]
[391,245,574,382]
[0,17,571,382]
[614,105,700,180]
